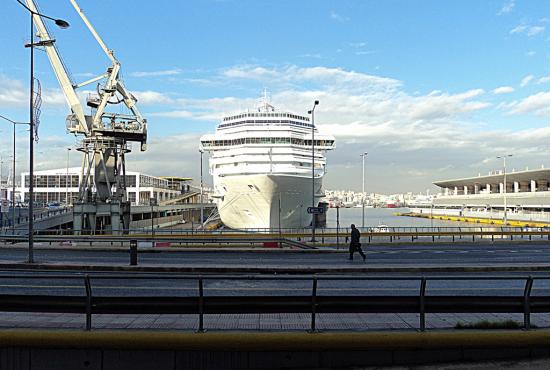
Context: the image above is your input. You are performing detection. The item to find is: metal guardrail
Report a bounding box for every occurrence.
[2,225,545,235]
[0,234,316,249]
[0,273,547,332]
[0,207,71,228]
[2,228,549,247]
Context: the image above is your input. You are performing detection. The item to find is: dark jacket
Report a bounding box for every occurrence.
[351,228,360,244]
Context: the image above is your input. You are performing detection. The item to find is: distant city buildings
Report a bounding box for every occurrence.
[324,189,433,208]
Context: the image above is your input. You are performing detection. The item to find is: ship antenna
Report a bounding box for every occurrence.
[258,88,275,112]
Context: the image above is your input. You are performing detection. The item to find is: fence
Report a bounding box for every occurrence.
[2,227,550,248]
[0,273,547,332]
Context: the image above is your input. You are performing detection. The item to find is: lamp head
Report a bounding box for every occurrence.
[314,100,319,105]
[308,110,312,114]
[55,19,70,29]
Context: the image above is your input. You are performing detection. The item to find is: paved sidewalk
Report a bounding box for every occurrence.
[1,312,549,332]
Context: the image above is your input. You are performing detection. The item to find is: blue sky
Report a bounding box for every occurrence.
[1,0,550,193]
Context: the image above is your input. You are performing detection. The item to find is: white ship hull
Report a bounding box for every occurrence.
[215,174,323,229]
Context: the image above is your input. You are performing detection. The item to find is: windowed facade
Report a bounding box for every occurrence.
[19,168,184,206]
[201,137,335,148]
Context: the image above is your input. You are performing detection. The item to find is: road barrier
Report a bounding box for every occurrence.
[2,227,550,248]
[0,273,546,332]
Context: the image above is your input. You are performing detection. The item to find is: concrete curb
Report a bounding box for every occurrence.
[1,262,549,274]
[1,329,550,351]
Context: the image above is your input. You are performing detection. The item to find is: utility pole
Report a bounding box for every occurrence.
[360,152,368,228]
[17,0,70,263]
[308,100,319,242]
[199,149,204,229]
[0,115,26,235]
[66,148,71,205]
[497,154,513,225]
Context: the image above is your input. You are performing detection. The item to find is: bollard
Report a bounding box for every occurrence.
[129,240,138,266]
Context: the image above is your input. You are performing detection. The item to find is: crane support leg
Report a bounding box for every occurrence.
[72,137,130,235]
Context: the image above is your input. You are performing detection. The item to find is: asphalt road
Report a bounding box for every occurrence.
[1,242,550,267]
[0,269,548,297]
[0,242,549,297]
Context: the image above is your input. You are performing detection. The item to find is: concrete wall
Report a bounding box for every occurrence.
[0,342,547,369]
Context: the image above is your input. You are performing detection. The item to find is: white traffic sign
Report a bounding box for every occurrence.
[307,206,324,214]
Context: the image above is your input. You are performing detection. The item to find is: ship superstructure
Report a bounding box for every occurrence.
[200,96,335,229]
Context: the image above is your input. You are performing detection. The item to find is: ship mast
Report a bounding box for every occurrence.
[258,88,275,112]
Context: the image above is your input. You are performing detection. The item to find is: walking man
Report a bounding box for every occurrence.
[349,224,366,261]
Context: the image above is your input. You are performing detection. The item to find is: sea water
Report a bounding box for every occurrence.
[325,207,477,229]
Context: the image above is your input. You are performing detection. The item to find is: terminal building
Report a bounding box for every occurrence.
[425,167,550,223]
[7,168,196,206]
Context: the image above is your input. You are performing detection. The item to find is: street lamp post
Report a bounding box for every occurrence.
[199,149,204,229]
[0,154,4,192]
[360,152,368,228]
[308,100,319,242]
[0,115,27,234]
[66,148,72,205]
[16,0,69,263]
[497,154,513,225]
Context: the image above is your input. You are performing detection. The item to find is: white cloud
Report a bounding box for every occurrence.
[222,65,401,94]
[355,50,376,56]
[537,76,550,84]
[493,86,514,94]
[133,91,174,105]
[498,0,515,15]
[130,69,182,78]
[223,66,279,80]
[510,25,527,34]
[149,110,194,118]
[330,11,349,22]
[508,91,550,116]
[527,26,545,36]
[0,75,27,107]
[9,63,550,193]
[0,74,66,108]
[526,51,536,57]
[510,25,545,37]
[520,75,534,87]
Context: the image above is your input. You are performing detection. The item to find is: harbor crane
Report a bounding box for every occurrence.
[26,0,148,234]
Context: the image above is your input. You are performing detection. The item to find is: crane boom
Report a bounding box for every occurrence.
[25,0,149,235]
[25,0,89,135]
[68,0,116,65]
[67,0,146,138]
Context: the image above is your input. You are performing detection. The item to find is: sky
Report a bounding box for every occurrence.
[1,0,550,194]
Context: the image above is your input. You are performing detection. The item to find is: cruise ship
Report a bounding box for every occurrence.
[199,96,335,229]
